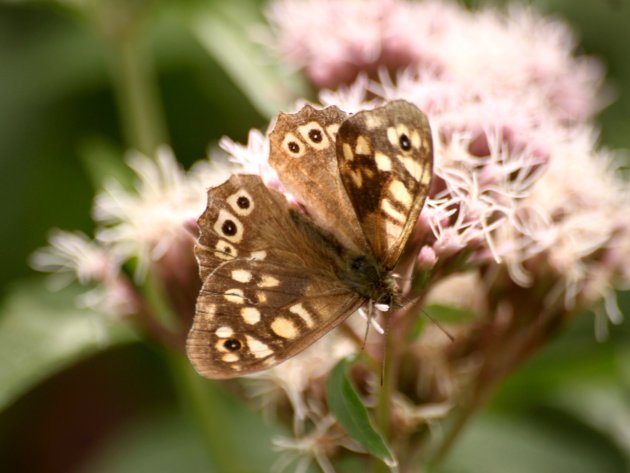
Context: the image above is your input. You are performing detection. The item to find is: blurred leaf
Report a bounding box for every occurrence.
[425,303,478,323]
[407,303,476,341]
[0,279,136,411]
[79,410,212,473]
[492,314,625,408]
[327,357,398,471]
[546,381,630,461]
[170,356,284,473]
[192,2,309,118]
[440,412,626,473]
[79,137,134,191]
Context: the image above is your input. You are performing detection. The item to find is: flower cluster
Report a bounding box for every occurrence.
[31,147,239,348]
[31,0,629,471]
[258,0,628,468]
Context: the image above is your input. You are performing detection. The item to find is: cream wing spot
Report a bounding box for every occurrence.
[389,180,413,207]
[241,307,261,325]
[224,288,245,304]
[231,269,252,283]
[381,198,407,223]
[400,155,423,181]
[259,275,280,288]
[342,142,354,161]
[326,123,340,139]
[349,169,363,187]
[289,303,315,328]
[355,135,372,155]
[365,114,383,129]
[411,130,421,149]
[385,218,404,240]
[222,353,239,363]
[227,189,255,216]
[213,209,244,244]
[256,291,267,304]
[270,317,299,339]
[246,336,273,359]
[216,326,234,338]
[374,152,392,172]
[198,303,216,321]
[387,126,398,146]
[420,166,431,187]
[214,240,237,260]
[250,250,266,261]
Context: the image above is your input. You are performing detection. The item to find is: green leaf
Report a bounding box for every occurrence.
[425,303,478,324]
[192,2,309,119]
[77,410,212,473]
[0,279,137,411]
[78,137,134,192]
[546,381,630,459]
[169,355,285,473]
[327,357,398,471]
[440,411,626,473]
[407,303,476,341]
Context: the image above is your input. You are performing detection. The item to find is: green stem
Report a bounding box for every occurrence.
[165,353,240,473]
[374,320,396,473]
[113,33,167,154]
[166,352,282,473]
[92,2,168,154]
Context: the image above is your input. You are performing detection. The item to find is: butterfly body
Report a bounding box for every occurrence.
[187,100,432,379]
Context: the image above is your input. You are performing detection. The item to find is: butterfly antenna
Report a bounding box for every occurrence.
[422,307,454,342]
[399,295,455,343]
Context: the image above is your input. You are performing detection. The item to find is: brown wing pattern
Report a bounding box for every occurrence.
[268,104,369,255]
[188,174,362,378]
[335,101,433,269]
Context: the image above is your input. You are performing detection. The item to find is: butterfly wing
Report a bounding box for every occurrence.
[335,100,433,269]
[187,174,363,379]
[268,104,369,255]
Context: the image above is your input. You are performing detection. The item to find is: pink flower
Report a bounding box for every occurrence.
[267,0,605,122]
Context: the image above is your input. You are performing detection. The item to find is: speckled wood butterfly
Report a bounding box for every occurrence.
[187,100,433,379]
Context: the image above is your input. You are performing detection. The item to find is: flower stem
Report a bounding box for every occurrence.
[166,353,238,473]
[374,317,396,473]
[92,2,168,154]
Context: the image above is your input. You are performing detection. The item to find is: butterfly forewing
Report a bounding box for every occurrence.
[269,104,369,255]
[188,174,364,378]
[336,101,433,269]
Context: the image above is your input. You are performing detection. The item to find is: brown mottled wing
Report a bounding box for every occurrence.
[268,104,369,255]
[335,101,433,269]
[187,174,363,379]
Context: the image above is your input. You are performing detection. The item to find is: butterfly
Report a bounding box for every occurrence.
[186,100,433,379]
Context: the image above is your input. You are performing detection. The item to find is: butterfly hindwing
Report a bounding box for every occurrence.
[188,174,363,378]
[335,100,433,269]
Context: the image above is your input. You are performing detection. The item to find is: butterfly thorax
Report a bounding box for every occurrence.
[340,254,399,307]
[290,208,398,307]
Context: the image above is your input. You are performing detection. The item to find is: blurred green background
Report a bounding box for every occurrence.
[0,0,629,472]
